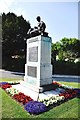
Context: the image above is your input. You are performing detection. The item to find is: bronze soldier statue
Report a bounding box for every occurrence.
[27,16,48,38]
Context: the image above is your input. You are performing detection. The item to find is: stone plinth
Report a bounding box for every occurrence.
[21,35,52,95]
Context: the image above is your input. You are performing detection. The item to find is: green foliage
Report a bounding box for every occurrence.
[53,61,79,75]
[51,37,80,62]
[2,12,31,71]
[2,12,30,56]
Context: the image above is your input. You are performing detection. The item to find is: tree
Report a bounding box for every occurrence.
[51,41,62,62]
[51,37,80,62]
[2,12,31,56]
[2,12,31,71]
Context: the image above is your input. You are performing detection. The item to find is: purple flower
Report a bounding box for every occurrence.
[0,82,8,86]
[73,88,80,95]
[24,101,47,115]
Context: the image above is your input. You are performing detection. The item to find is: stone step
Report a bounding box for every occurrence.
[12,84,39,100]
[20,81,43,93]
[12,83,61,101]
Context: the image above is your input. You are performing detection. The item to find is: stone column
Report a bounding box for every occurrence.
[21,35,52,92]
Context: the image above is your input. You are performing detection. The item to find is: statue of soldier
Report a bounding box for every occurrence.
[27,16,48,38]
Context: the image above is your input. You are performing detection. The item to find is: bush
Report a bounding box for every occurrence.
[2,57,25,72]
[52,61,79,75]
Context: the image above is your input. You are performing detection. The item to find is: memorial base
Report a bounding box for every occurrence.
[20,35,53,100]
[21,79,53,92]
[20,78,56,100]
[20,80,43,93]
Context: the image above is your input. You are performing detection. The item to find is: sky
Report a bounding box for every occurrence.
[0,0,79,43]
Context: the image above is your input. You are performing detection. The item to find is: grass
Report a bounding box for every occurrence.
[1,78,80,118]
[1,88,80,118]
[37,98,80,118]
[1,78,80,88]
[0,78,23,82]
[57,81,80,88]
[1,88,30,118]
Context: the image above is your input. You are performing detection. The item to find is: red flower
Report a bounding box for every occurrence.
[1,84,12,90]
[59,89,77,99]
[52,81,62,87]
[13,92,33,105]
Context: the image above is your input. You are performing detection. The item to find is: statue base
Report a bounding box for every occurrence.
[26,32,48,39]
[20,35,52,100]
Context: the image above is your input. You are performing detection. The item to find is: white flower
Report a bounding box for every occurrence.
[57,96,64,101]
[53,100,57,103]
[46,101,50,106]
[6,87,19,96]
[74,59,79,63]
[56,55,59,60]
[65,58,69,61]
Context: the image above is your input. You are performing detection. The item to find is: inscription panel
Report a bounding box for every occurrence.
[29,47,38,62]
[27,66,37,78]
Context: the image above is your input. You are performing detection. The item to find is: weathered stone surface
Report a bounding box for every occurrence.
[27,66,37,78]
[22,35,53,98]
[29,47,38,62]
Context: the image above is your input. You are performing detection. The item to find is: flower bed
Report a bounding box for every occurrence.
[8,81,20,85]
[52,81,62,87]
[24,101,47,115]
[38,95,64,106]
[13,92,33,105]
[59,89,77,99]
[0,82,8,86]
[73,88,80,96]
[6,87,19,96]
[0,83,12,90]
[1,81,80,115]
[60,84,73,90]
[52,81,73,90]
[52,81,61,89]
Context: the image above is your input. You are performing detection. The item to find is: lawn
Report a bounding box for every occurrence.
[57,81,80,88]
[1,78,80,88]
[0,78,23,82]
[0,78,80,119]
